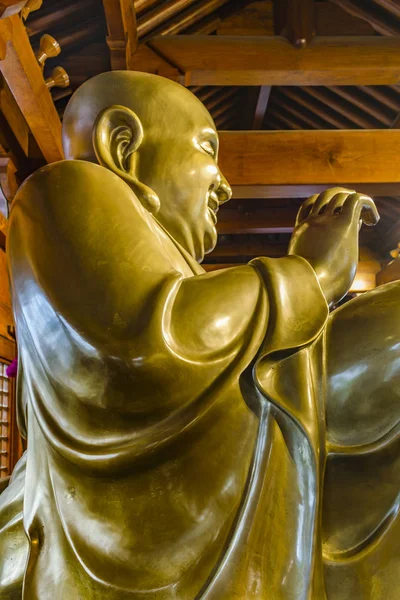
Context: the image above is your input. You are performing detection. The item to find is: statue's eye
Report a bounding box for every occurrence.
[200,141,215,158]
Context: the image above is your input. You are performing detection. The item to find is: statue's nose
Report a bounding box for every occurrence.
[216,176,232,205]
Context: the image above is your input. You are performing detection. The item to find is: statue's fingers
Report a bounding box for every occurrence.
[361,200,380,226]
[296,194,318,225]
[310,187,354,216]
[327,192,352,215]
[341,193,380,227]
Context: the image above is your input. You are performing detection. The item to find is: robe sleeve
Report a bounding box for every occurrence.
[7,160,327,471]
[9,161,267,407]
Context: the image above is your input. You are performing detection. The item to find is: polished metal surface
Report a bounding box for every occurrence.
[0,71,398,599]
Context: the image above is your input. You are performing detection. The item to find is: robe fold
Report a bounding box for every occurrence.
[0,160,398,599]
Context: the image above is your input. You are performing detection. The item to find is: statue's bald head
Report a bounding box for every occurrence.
[62,71,231,262]
[62,71,214,161]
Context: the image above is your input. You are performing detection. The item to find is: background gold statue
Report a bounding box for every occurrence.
[0,71,399,599]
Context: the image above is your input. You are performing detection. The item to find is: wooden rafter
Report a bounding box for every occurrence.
[330,0,400,36]
[0,14,63,163]
[230,184,400,199]
[315,1,375,35]
[391,112,400,129]
[252,86,271,129]
[218,130,400,186]
[144,35,400,86]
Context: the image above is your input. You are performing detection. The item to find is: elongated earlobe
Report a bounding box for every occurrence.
[93,105,160,214]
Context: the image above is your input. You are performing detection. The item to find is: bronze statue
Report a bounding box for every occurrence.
[0,71,399,599]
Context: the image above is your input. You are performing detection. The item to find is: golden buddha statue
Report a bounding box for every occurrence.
[0,71,398,600]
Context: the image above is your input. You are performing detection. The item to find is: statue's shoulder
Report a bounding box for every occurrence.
[9,159,175,270]
[12,160,134,214]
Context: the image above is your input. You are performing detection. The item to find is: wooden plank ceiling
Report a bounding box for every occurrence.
[0,0,400,289]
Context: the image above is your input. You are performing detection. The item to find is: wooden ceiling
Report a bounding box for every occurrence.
[0,0,400,288]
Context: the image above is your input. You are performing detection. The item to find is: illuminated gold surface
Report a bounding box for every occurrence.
[0,72,399,599]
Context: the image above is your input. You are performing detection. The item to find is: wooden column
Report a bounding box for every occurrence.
[274,0,315,48]
[102,0,138,69]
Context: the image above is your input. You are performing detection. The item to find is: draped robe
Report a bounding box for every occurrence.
[0,160,399,599]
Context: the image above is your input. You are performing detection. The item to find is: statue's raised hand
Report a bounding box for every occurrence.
[288,187,379,307]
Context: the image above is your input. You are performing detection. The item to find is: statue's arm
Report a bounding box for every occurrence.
[10,163,266,342]
[288,188,379,308]
[8,162,271,408]
[8,162,332,413]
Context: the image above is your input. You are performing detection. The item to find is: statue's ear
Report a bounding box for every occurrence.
[93,105,160,214]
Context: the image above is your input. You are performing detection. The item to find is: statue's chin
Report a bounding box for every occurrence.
[201,227,217,262]
[171,220,217,263]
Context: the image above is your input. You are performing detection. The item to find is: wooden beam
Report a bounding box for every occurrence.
[129,42,180,80]
[252,86,271,129]
[274,0,315,48]
[0,15,63,162]
[208,240,288,258]
[218,130,400,186]
[217,209,295,234]
[146,35,400,86]
[0,78,29,155]
[102,0,137,70]
[0,108,29,170]
[231,183,400,199]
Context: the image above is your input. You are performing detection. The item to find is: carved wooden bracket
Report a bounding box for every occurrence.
[21,0,41,21]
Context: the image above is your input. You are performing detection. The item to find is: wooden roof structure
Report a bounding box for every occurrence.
[0,0,400,288]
